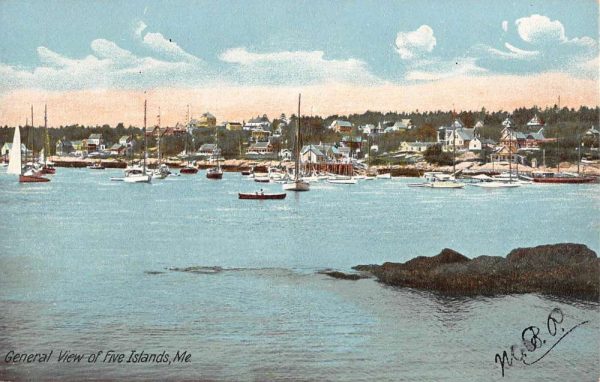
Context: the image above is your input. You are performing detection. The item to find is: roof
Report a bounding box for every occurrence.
[227,121,242,126]
[586,126,599,135]
[527,114,544,126]
[110,143,124,150]
[89,133,102,139]
[248,115,270,124]
[331,120,352,127]
[201,112,215,119]
[199,143,217,151]
[301,144,325,157]
[455,128,475,140]
[342,135,362,143]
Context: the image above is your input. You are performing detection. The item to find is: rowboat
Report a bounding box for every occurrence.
[239,192,287,200]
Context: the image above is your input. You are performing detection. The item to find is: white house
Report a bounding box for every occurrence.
[1,142,27,156]
[244,115,271,131]
[279,148,293,161]
[399,141,436,153]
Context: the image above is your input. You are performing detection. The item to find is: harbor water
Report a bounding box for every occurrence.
[0,168,598,381]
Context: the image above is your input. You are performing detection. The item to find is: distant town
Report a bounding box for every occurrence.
[1,105,599,169]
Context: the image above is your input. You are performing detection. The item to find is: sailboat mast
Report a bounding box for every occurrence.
[295,94,301,181]
[143,100,147,172]
[509,122,512,182]
[30,105,34,164]
[157,107,161,165]
[44,104,48,165]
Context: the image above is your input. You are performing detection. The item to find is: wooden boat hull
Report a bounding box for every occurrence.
[180,167,198,174]
[206,171,223,179]
[532,177,596,184]
[19,174,50,182]
[282,180,310,191]
[41,166,56,174]
[239,192,286,200]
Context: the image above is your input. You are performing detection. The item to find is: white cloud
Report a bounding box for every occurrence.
[395,25,436,60]
[219,47,382,85]
[405,57,487,81]
[134,21,147,39]
[142,32,200,63]
[502,20,508,32]
[516,14,566,44]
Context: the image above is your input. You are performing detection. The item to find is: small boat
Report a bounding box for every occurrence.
[122,101,152,184]
[376,173,391,179]
[241,169,253,176]
[8,107,50,183]
[87,162,105,170]
[180,166,198,174]
[254,176,270,183]
[41,164,56,174]
[327,177,358,184]
[239,192,287,200]
[282,94,311,192]
[531,171,596,184]
[206,129,223,179]
[206,167,223,179]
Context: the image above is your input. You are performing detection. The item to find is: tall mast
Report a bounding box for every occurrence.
[157,107,161,165]
[452,119,456,175]
[44,104,48,165]
[295,94,301,181]
[508,121,512,183]
[143,100,147,172]
[30,105,34,163]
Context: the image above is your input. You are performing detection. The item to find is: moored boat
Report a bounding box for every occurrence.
[282,94,310,192]
[531,171,596,184]
[239,192,287,200]
[180,166,198,174]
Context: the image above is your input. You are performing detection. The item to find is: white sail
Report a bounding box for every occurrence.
[39,148,45,163]
[7,127,22,175]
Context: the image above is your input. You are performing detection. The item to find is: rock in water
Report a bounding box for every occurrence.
[354,244,599,301]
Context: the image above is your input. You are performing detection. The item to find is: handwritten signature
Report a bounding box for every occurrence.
[494,308,589,377]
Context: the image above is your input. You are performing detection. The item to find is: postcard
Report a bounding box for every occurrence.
[0,1,598,381]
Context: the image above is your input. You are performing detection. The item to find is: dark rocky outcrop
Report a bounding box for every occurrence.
[318,270,370,280]
[353,244,599,301]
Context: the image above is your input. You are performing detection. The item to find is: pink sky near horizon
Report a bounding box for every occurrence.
[0,72,597,128]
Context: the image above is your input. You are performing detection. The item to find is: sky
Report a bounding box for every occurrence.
[0,0,598,127]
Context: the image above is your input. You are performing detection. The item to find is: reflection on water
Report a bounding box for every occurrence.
[0,169,598,381]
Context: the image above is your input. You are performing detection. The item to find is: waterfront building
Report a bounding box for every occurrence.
[86,134,105,152]
[399,141,436,153]
[197,143,220,157]
[1,142,28,157]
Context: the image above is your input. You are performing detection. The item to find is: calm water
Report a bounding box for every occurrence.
[0,168,598,381]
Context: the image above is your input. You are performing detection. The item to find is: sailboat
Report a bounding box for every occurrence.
[473,119,521,188]
[7,121,50,182]
[282,94,310,191]
[180,105,198,175]
[40,105,56,175]
[123,100,152,183]
[206,128,223,179]
[153,108,171,179]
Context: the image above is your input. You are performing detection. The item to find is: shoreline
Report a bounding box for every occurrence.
[45,156,600,176]
[323,243,599,302]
